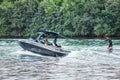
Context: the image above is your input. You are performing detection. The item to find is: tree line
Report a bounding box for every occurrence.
[0,0,120,38]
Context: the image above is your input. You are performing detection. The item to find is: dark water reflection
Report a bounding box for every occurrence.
[0,39,120,80]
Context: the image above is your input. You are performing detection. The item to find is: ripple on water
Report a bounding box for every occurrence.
[0,39,120,80]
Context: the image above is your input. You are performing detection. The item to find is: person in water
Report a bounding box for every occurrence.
[105,36,113,50]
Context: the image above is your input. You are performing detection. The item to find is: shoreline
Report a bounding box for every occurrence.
[0,36,120,39]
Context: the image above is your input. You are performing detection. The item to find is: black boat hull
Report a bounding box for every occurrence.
[18,40,70,57]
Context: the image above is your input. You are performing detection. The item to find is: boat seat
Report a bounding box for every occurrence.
[40,40,53,46]
[47,42,53,45]
[40,40,44,44]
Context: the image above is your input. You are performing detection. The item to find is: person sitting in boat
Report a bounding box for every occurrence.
[105,35,113,50]
[44,37,48,46]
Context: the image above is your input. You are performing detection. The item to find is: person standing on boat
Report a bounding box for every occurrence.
[105,36,113,50]
[53,34,61,47]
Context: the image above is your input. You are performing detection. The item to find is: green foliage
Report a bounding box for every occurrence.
[0,0,120,38]
[0,1,14,8]
[94,24,114,36]
[63,30,74,37]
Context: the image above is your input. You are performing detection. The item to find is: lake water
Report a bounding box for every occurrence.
[0,39,120,80]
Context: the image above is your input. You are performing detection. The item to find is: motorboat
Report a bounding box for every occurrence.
[18,30,70,57]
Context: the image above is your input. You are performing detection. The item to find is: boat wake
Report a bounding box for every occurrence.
[11,49,61,62]
[12,49,42,57]
[92,49,120,59]
[10,49,44,61]
[9,45,120,63]
[64,46,120,61]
